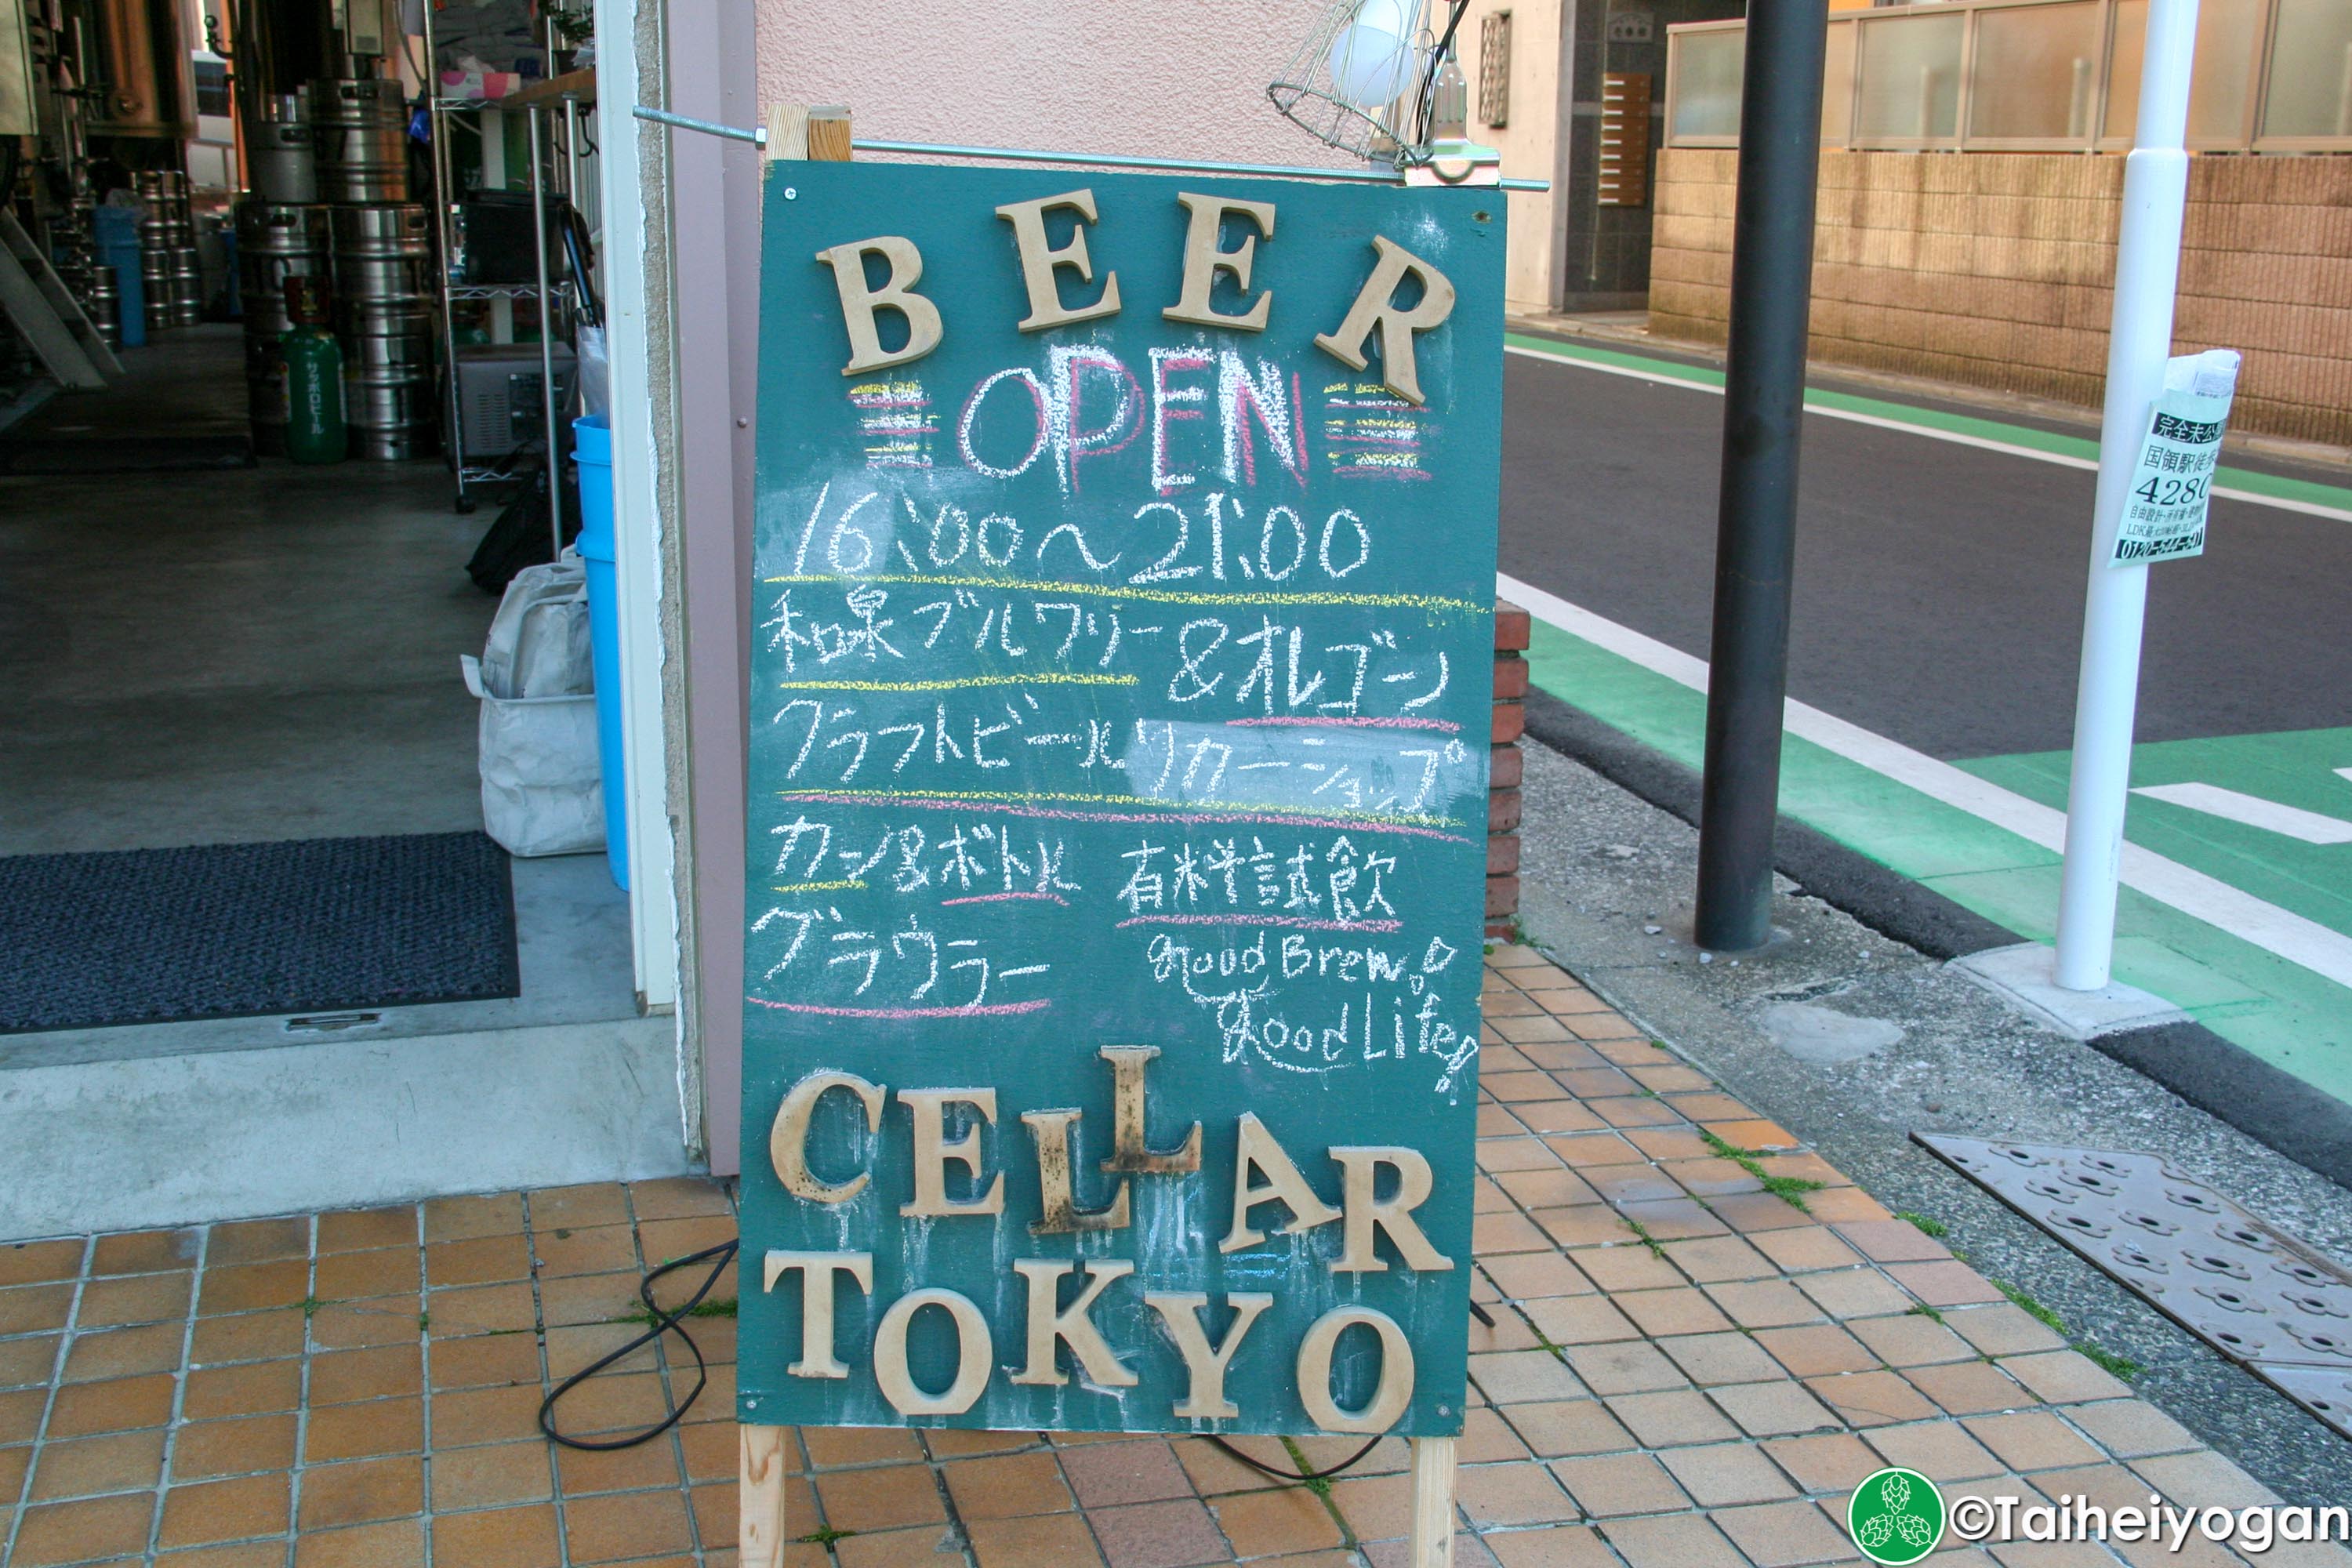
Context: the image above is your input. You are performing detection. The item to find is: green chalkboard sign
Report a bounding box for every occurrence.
[739,158,1503,1440]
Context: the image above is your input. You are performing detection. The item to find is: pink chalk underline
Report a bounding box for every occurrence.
[1225,717,1460,733]
[940,891,1069,906]
[1115,914,1401,933]
[746,996,1051,1019]
[777,793,1471,844]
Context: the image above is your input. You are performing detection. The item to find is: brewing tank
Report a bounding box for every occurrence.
[89,0,187,136]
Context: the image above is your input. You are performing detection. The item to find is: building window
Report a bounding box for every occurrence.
[192,56,230,119]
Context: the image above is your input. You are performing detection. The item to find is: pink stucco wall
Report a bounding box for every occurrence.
[753,1,1362,170]
[752,0,1563,310]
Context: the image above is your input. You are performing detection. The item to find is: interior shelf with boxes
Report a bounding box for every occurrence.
[421,57,596,518]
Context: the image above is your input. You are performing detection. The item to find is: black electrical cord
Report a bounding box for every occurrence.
[539,1239,740,1450]
[1207,1432,1382,1483]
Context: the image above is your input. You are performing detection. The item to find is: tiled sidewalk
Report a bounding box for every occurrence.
[0,948,2337,1567]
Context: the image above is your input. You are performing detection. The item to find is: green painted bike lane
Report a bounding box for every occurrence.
[1524,622,2352,1109]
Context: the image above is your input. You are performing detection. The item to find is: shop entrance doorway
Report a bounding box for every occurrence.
[0,0,688,1237]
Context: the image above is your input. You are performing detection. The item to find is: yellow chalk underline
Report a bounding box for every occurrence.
[775,786,1461,829]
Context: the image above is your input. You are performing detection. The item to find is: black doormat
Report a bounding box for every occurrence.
[0,833,520,1035]
[0,435,256,474]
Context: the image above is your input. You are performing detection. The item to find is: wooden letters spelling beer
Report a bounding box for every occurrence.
[814,189,1457,405]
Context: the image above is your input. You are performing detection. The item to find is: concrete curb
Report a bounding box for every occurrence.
[2090,1021,2352,1194]
[1519,686,2016,962]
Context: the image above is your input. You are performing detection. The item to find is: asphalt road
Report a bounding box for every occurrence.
[1497,345,2352,761]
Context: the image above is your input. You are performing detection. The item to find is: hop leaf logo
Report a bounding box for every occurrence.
[1846,1467,1944,1565]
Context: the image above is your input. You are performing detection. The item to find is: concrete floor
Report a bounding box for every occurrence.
[0,330,695,1232]
[0,328,496,855]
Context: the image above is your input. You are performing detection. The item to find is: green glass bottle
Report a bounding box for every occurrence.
[280,277,347,465]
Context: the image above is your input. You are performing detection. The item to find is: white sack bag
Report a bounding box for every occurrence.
[464,554,604,857]
[480,554,593,699]
[462,657,604,857]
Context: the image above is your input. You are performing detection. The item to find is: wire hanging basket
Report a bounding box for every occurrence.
[1269,0,1469,166]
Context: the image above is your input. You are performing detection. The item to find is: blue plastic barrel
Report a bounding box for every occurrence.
[92,206,145,348]
[572,415,628,889]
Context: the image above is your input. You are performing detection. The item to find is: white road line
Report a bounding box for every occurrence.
[2131,782,2352,844]
[1502,342,2352,524]
[1499,571,2352,991]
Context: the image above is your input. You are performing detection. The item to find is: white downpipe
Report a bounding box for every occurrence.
[589,0,681,1010]
[2053,0,2198,993]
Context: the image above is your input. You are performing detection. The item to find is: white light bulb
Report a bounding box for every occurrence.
[1326,0,1421,110]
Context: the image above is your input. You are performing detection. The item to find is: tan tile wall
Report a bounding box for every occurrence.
[1650,148,2352,448]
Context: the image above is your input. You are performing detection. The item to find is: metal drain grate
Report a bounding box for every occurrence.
[1917,1135,2352,1440]
[2252,1365,2352,1435]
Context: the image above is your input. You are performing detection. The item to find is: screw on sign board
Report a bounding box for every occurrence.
[737,136,1504,1549]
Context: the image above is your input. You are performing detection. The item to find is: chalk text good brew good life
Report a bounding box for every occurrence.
[739,162,1504,1439]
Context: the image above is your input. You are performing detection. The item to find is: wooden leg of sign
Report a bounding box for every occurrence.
[1409,1435,1457,1568]
[807,105,853,162]
[740,1423,789,1567]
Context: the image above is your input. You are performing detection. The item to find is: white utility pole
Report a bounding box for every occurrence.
[2054,0,2201,992]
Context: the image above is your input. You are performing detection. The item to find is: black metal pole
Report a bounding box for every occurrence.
[1693,0,1830,953]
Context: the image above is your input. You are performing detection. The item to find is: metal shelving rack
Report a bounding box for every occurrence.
[419,6,591,537]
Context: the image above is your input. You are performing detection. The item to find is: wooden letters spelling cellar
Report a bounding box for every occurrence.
[739,138,1505,1513]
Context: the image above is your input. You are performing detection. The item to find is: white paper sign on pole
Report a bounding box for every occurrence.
[2111,347,2239,567]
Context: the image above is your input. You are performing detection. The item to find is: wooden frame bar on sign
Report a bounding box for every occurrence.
[738,109,852,1566]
